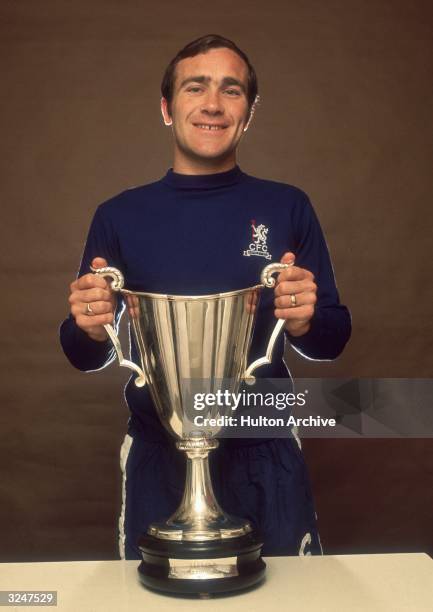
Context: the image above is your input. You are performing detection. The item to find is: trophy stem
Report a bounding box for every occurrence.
[171,438,224,539]
[147,437,251,541]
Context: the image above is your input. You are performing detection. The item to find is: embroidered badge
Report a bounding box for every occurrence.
[243,219,272,260]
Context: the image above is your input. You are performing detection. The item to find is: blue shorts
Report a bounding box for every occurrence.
[119,435,322,559]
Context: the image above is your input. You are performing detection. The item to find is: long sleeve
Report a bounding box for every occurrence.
[286,192,351,360]
[59,201,124,372]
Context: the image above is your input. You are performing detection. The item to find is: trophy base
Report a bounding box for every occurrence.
[148,515,252,541]
[137,532,265,596]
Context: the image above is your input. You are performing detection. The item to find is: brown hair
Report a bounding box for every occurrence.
[161,34,258,118]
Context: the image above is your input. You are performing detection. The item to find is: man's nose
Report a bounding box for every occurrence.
[200,90,224,115]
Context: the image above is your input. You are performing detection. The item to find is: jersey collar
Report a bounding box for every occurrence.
[162,164,244,190]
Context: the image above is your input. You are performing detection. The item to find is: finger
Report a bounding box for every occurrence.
[75,273,109,291]
[89,300,115,315]
[246,289,259,305]
[245,300,257,315]
[70,279,79,292]
[75,312,114,329]
[277,253,295,282]
[69,287,112,304]
[280,252,296,265]
[277,265,312,283]
[274,304,315,320]
[72,300,114,317]
[71,278,98,294]
[126,296,140,319]
[274,280,317,297]
[283,266,314,281]
[91,257,108,269]
[275,291,317,309]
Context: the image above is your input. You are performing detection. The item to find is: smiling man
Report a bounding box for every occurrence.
[60,34,351,560]
[160,47,251,171]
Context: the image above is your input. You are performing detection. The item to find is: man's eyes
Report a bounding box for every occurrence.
[185,86,242,96]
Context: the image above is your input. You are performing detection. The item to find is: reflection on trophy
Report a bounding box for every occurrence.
[92,262,288,596]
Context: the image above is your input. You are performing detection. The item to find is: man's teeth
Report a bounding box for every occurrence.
[196,124,224,130]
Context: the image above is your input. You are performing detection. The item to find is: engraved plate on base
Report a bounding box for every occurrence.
[168,557,238,580]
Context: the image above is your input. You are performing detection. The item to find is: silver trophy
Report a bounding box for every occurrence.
[92,262,289,595]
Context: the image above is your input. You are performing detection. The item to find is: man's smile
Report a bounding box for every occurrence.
[192,122,229,131]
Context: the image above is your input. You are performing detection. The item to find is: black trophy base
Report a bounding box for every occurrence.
[137,531,266,596]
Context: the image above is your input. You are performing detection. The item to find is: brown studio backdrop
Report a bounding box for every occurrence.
[0,0,432,561]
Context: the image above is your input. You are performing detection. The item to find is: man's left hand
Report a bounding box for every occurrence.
[274,252,317,337]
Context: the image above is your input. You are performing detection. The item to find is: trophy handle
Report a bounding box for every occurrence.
[90,265,146,388]
[243,262,292,385]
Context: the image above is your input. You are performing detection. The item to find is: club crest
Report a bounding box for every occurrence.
[243,219,272,260]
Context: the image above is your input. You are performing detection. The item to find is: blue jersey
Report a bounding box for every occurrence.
[60,165,350,441]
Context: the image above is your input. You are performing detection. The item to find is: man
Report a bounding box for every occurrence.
[60,34,351,560]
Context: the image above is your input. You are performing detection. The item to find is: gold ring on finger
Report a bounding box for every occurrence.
[290,294,297,308]
[86,302,95,316]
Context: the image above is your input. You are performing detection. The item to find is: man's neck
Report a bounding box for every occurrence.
[172,153,237,175]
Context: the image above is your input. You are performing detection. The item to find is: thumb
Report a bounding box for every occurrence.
[91,257,108,269]
[280,252,295,265]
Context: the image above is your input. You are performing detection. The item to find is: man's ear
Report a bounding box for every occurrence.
[161,97,172,126]
[243,94,260,132]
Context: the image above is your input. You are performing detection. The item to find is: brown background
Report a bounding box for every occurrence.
[0,0,432,561]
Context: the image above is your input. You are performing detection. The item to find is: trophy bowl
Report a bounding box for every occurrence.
[92,262,289,595]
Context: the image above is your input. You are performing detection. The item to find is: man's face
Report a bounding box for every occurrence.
[161,47,250,165]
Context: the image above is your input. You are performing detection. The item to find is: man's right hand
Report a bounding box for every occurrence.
[68,257,116,342]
